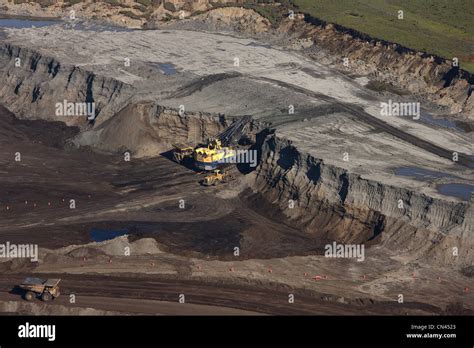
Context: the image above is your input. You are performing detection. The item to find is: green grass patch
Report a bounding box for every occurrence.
[293,0,474,72]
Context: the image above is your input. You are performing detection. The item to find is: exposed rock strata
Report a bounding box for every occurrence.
[251,134,473,266]
[0,43,134,127]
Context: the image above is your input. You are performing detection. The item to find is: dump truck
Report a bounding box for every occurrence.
[19,278,61,302]
[201,169,233,186]
[172,143,194,163]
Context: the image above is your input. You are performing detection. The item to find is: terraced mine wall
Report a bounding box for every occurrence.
[277,16,474,119]
[251,134,473,267]
[0,43,135,127]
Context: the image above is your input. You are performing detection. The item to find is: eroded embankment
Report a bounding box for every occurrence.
[0,43,134,126]
[73,102,233,157]
[277,15,473,119]
[250,134,473,267]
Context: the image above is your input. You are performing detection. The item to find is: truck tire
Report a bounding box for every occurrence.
[41,292,52,302]
[24,291,35,301]
[173,153,184,163]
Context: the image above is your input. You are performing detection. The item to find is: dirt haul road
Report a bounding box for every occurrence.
[0,273,457,315]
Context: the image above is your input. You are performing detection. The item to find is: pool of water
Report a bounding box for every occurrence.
[437,183,474,201]
[0,16,132,32]
[156,62,177,75]
[0,16,60,29]
[90,228,129,242]
[246,41,273,49]
[394,166,457,181]
[419,112,467,133]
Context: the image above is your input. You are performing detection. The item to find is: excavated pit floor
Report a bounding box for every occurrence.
[0,104,472,315]
[0,22,473,315]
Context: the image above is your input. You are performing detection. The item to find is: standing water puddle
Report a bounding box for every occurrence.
[0,16,131,32]
[0,16,60,28]
[155,63,177,75]
[437,184,474,201]
[395,167,473,200]
[90,228,128,242]
[419,112,468,133]
[394,167,457,181]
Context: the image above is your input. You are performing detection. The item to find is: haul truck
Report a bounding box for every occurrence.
[19,278,61,302]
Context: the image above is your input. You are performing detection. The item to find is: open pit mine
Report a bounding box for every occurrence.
[0,7,472,317]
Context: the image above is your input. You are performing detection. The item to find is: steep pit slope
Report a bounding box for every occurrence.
[277,16,474,120]
[0,43,135,127]
[74,102,230,157]
[251,131,473,267]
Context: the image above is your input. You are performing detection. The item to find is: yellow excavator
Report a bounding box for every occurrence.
[171,116,252,187]
[193,138,236,171]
